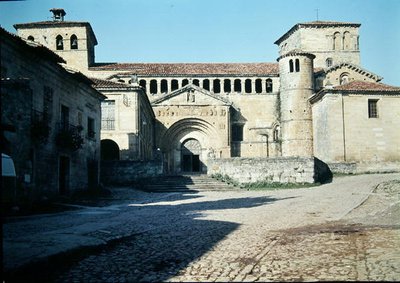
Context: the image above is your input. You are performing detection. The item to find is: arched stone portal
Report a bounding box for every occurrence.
[101,139,120,161]
[159,118,224,175]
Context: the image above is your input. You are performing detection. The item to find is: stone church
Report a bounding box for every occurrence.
[13,9,400,180]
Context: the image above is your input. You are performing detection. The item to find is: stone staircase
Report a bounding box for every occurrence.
[138,174,238,193]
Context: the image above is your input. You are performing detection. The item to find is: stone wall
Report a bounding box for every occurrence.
[328,162,400,175]
[100,160,163,185]
[207,157,319,184]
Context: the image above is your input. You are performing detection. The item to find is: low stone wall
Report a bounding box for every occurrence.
[328,162,400,175]
[100,160,163,185]
[207,157,323,184]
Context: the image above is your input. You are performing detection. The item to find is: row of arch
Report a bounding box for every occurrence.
[27,34,79,50]
[123,78,274,95]
[333,31,358,51]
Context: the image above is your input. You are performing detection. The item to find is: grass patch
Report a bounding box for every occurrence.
[242,181,320,191]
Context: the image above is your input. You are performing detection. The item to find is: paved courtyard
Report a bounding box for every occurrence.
[3,173,400,282]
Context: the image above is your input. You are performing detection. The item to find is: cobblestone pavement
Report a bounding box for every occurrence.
[4,174,400,282]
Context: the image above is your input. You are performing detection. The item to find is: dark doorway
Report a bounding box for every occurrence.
[59,156,70,195]
[101,139,120,160]
[182,154,200,172]
[181,139,201,173]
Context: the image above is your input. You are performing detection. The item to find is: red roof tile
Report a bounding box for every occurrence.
[90,63,279,76]
[333,81,400,92]
[91,78,129,88]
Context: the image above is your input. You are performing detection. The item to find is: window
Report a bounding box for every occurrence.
[56,35,64,50]
[161,79,168,93]
[340,73,349,85]
[245,79,252,93]
[326,58,333,68]
[266,79,273,93]
[70,34,78,49]
[101,100,115,130]
[60,105,69,130]
[139,79,147,90]
[193,79,200,87]
[234,79,241,92]
[289,59,294,73]
[255,79,262,93]
[343,31,351,50]
[232,124,243,142]
[27,35,34,41]
[87,117,95,138]
[213,79,221,93]
[224,79,231,93]
[295,59,300,72]
[150,80,157,94]
[171,79,179,91]
[368,99,378,118]
[182,79,189,87]
[203,79,210,91]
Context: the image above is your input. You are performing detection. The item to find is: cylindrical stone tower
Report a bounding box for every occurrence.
[278,51,315,157]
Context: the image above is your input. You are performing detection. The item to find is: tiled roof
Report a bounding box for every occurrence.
[90,78,130,88]
[90,63,279,76]
[333,81,400,92]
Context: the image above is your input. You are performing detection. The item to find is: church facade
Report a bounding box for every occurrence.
[14,9,400,177]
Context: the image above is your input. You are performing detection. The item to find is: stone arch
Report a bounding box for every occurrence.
[70,34,78,49]
[171,79,179,91]
[343,31,351,50]
[224,79,231,93]
[27,35,34,41]
[161,79,168,93]
[266,79,273,93]
[245,79,252,93]
[150,79,157,94]
[160,118,222,174]
[333,32,341,50]
[255,79,262,93]
[139,79,146,90]
[101,139,120,161]
[340,72,350,85]
[56,34,63,50]
[203,79,210,90]
[213,79,221,93]
[193,79,200,87]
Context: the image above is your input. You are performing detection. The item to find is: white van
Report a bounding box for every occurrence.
[2,153,16,204]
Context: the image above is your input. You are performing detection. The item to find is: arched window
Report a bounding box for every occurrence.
[340,73,350,85]
[182,79,189,87]
[171,79,179,91]
[289,59,294,73]
[273,125,280,142]
[56,35,63,50]
[255,79,262,93]
[326,58,333,68]
[213,79,221,93]
[295,59,300,72]
[117,79,125,83]
[150,79,157,94]
[27,35,34,41]
[266,79,273,93]
[234,79,241,92]
[193,79,200,87]
[333,32,341,50]
[139,79,146,90]
[343,31,351,50]
[203,79,210,90]
[70,34,78,49]
[224,79,231,93]
[245,79,252,93]
[161,79,168,93]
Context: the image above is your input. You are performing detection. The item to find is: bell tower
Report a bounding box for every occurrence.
[14,8,98,73]
[278,51,315,157]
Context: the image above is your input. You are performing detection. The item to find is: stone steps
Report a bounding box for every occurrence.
[139,174,238,192]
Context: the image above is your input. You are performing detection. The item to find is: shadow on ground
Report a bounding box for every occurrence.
[4,190,291,282]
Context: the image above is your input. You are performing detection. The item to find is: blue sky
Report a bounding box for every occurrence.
[1,0,399,85]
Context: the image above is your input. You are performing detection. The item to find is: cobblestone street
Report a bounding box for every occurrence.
[4,174,400,282]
